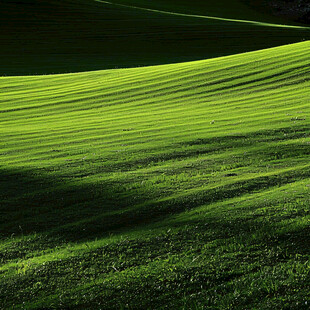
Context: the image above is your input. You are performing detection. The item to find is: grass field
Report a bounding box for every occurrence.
[1,39,310,308]
[1,0,310,75]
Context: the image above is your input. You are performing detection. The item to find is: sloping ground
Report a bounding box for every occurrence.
[110,0,308,25]
[0,0,309,75]
[0,41,309,309]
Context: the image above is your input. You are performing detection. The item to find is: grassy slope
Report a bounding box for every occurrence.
[0,0,309,75]
[0,41,310,309]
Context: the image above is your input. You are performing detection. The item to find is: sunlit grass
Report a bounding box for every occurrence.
[0,41,309,309]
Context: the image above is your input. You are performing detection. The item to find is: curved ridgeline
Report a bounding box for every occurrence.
[112,0,310,25]
[0,0,309,75]
[110,0,263,21]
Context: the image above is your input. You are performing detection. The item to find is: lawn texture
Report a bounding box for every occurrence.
[0,41,310,309]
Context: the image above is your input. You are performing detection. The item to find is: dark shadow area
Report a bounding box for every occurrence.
[258,0,310,25]
[0,0,309,75]
[0,168,135,239]
[95,0,310,26]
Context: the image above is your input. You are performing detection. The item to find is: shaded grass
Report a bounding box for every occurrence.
[0,0,309,75]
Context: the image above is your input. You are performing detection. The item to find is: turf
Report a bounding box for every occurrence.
[0,0,309,75]
[0,41,309,309]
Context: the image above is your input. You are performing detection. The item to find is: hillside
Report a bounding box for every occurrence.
[0,41,309,309]
[0,0,309,75]
[110,0,309,25]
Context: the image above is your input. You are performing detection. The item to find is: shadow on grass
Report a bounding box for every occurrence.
[0,168,134,239]
[86,124,310,173]
[1,125,309,244]
[1,122,309,309]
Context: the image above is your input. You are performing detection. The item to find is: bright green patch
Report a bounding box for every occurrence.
[0,41,309,309]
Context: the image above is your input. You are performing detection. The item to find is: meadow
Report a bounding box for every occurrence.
[0,0,309,309]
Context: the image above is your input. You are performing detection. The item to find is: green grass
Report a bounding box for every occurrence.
[0,41,309,309]
[1,0,309,75]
